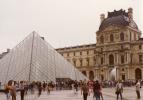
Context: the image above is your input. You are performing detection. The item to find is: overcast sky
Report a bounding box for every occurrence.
[0,0,142,53]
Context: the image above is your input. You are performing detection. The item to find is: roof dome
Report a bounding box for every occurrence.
[99,9,138,31]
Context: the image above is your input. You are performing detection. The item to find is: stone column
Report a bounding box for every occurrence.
[117,53,119,65]
[127,52,130,64]
[105,69,108,80]
[116,68,119,80]
[127,68,129,80]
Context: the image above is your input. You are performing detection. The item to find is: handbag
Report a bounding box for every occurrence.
[115,91,119,94]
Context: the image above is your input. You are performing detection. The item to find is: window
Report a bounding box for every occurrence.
[134,33,136,40]
[94,59,96,65]
[87,51,89,55]
[73,52,75,56]
[130,53,133,63]
[109,54,114,65]
[86,59,89,66]
[94,50,96,54]
[101,48,103,52]
[120,32,124,41]
[110,34,114,42]
[73,60,76,66]
[82,71,87,76]
[67,53,69,57]
[139,45,142,49]
[80,59,82,66]
[80,52,82,55]
[139,55,142,63]
[121,55,124,64]
[101,57,103,65]
[100,36,104,43]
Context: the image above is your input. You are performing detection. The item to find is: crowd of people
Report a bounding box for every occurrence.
[0,79,142,100]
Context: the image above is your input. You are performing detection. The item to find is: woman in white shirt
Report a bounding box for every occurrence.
[136,80,141,99]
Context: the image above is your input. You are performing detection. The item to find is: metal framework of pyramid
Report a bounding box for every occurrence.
[0,31,87,84]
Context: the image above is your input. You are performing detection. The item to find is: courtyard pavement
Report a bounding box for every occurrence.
[0,87,142,100]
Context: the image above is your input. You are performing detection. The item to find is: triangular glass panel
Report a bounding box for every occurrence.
[0,31,88,84]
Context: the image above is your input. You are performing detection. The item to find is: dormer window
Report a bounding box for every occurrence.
[120,32,124,41]
[110,34,114,42]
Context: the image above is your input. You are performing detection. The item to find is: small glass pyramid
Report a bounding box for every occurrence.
[0,31,88,84]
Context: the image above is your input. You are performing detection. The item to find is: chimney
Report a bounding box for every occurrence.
[100,14,105,23]
[128,7,133,20]
[7,48,10,52]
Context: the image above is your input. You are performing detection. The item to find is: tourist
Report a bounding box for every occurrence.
[19,81,25,100]
[93,80,101,100]
[135,80,141,99]
[47,83,51,94]
[87,80,94,95]
[43,81,46,91]
[74,80,78,94]
[81,82,89,100]
[5,83,10,100]
[115,80,123,100]
[38,82,42,97]
[6,80,17,100]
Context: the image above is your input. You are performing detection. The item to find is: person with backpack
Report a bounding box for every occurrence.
[81,82,89,100]
[115,80,123,100]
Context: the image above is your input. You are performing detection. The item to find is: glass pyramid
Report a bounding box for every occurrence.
[0,31,88,84]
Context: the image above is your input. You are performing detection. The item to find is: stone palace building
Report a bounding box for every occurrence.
[56,8,143,81]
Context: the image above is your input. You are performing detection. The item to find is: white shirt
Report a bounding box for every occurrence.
[136,82,141,91]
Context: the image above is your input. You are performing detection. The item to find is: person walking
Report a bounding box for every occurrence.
[38,82,42,97]
[5,83,10,100]
[74,80,78,94]
[81,82,89,100]
[115,80,123,100]
[19,81,25,100]
[47,83,51,95]
[6,80,17,100]
[93,80,101,100]
[135,80,141,99]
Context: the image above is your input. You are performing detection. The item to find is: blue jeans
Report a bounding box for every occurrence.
[6,93,10,100]
[94,95,100,100]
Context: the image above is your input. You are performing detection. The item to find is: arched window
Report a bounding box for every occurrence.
[109,54,114,65]
[100,36,104,43]
[82,71,87,76]
[89,71,94,80]
[110,34,114,42]
[135,68,142,80]
[120,32,124,41]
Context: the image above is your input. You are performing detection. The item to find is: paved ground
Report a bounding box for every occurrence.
[0,87,142,100]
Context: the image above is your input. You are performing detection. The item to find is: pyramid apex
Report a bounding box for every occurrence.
[32,31,37,34]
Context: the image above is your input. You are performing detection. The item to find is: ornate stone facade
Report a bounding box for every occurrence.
[56,8,143,81]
